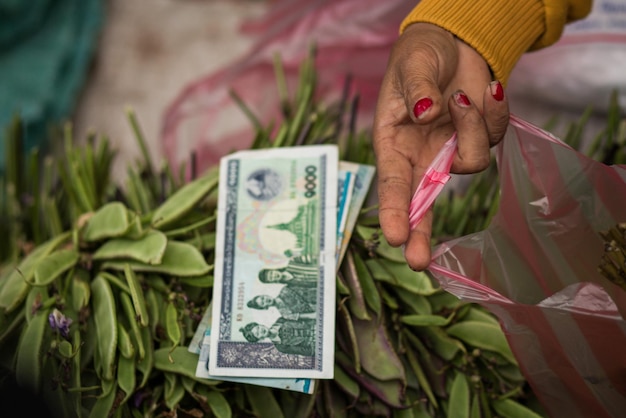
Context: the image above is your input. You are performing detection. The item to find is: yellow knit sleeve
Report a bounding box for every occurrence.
[400,0,592,85]
[533,0,593,49]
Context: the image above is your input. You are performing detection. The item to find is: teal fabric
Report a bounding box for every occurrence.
[0,0,104,171]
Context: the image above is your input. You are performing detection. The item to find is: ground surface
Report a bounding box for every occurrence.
[72,0,266,179]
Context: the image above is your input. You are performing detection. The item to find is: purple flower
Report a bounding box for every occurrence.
[49,309,73,338]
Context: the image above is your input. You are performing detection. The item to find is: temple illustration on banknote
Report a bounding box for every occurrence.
[265,198,320,259]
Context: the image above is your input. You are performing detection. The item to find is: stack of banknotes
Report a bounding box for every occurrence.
[188,145,375,394]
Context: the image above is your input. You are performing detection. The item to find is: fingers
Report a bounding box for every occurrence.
[403,209,434,271]
[373,74,414,248]
[483,81,510,146]
[395,23,457,124]
[375,146,413,247]
[448,90,491,173]
[403,74,442,123]
[447,81,509,174]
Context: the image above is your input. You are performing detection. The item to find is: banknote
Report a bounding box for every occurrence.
[188,302,212,355]
[209,145,338,379]
[191,166,354,355]
[190,162,360,390]
[193,302,315,394]
[336,161,376,266]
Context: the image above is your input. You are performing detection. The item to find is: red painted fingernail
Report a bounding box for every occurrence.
[490,81,504,101]
[413,97,433,119]
[454,91,471,107]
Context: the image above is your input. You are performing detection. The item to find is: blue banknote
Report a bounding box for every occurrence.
[336,161,375,266]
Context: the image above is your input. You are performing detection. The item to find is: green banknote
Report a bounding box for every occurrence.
[209,145,338,379]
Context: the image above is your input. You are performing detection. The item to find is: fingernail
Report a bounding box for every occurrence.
[453,91,471,107]
[490,80,504,101]
[413,97,433,119]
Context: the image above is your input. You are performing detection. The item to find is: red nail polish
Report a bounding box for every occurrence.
[491,81,504,101]
[413,97,433,119]
[454,92,471,107]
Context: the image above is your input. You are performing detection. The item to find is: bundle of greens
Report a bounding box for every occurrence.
[0,50,624,418]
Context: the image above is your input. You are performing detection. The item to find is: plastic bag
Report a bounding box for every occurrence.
[420,115,626,417]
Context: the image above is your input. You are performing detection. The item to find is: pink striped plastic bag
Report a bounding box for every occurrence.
[412,115,626,417]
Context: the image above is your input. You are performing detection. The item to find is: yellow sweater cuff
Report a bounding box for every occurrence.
[399,0,545,85]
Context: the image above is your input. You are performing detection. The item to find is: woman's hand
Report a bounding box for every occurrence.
[373,23,509,271]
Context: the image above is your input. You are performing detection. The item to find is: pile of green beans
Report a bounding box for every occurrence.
[0,49,623,417]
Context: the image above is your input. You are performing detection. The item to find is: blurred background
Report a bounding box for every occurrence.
[1,0,623,181]
[72,0,266,176]
[0,0,266,178]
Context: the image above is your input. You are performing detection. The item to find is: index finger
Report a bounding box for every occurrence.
[374,140,413,247]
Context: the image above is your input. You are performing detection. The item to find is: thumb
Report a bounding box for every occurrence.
[394,22,457,124]
[403,73,444,123]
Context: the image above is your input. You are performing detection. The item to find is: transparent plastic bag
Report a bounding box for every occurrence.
[415,115,626,417]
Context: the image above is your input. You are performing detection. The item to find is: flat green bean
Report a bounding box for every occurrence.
[490,398,543,418]
[351,249,381,316]
[206,390,232,418]
[446,321,517,366]
[123,264,149,327]
[71,329,82,415]
[101,241,212,277]
[92,229,167,265]
[71,271,91,312]
[164,372,185,411]
[91,275,118,380]
[87,379,117,418]
[244,385,285,418]
[32,248,79,286]
[151,170,219,230]
[117,354,136,404]
[136,326,153,388]
[82,202,129,242]
[165,301,181,348]
[25,286,48,323]
[0,232,70,312]
[117,322,135,359]
[119,292,145,360]
[153,346,219,385]
[15,307,50,394]
[448,372,470,418]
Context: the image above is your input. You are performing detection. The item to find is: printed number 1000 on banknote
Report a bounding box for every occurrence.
[209,145,338,379]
